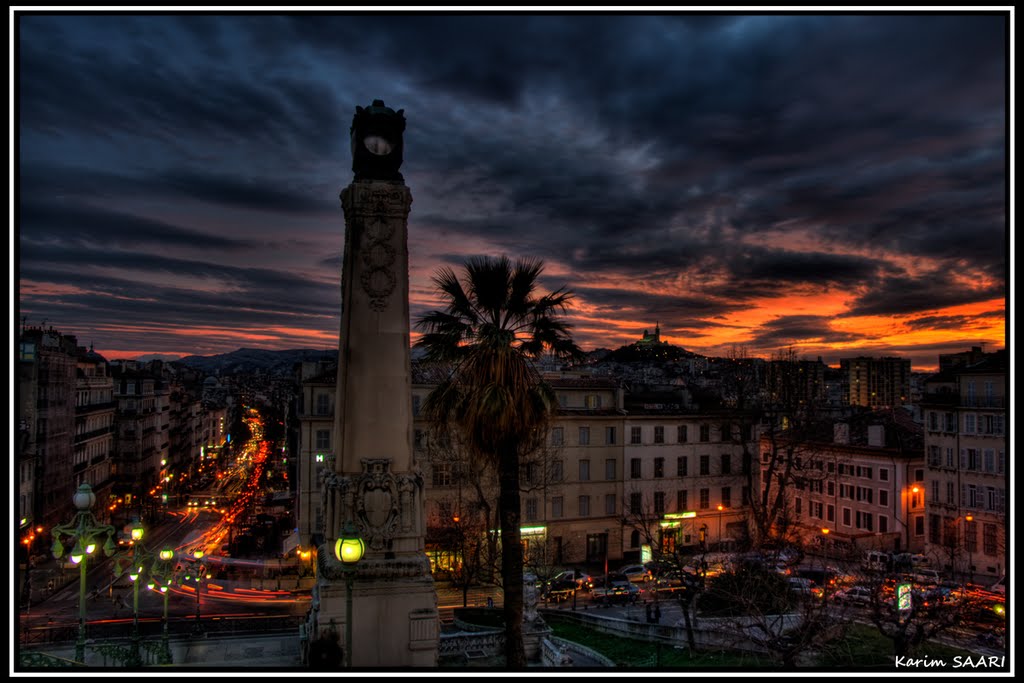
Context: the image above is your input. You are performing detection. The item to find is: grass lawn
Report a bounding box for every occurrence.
[546,620,775,668]
[547,619,976,670]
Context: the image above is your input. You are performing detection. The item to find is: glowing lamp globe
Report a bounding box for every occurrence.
[334,524,365,565]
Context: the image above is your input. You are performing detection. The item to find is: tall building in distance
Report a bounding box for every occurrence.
[840,356,911,409]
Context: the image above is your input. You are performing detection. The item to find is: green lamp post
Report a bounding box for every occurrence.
[113,518,152,667]
[148,547,176,663]
[333,521,365,668]
[50,483,118,664]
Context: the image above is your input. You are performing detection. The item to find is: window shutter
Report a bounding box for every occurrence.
[961,484,967,508]
[998,451,1005,474]
[960,449,967,470]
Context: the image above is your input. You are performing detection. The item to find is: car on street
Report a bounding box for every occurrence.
[787,577,815,596]
[547,569,593,591]
[913,569,942,585]
[833,586,875,606]
[590,574,641,604]
[619,564,652,583]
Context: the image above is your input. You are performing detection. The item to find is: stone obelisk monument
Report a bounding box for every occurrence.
[313,100,438,666]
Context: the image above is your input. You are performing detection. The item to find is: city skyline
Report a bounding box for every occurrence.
[15,10,1009,371]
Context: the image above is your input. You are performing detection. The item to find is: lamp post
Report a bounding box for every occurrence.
[149,547,175,663]
[964,515,974,587]
[333,521,365,668]
[122,519,150,667]
[821,528,831,579]
[189,550,209,635]
[50,483,118,664]
[716,505,726,551]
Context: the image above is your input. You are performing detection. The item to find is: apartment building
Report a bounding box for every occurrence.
[18,328,80,530]
[623,410,754,558]
[840,356,912,409]
[921,351,1007,580]
[759,410,925,557]
[73,345,116,517]
[293,361,338,548]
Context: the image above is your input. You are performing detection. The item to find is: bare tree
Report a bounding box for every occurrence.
[854,565,992,658]
[739,348,831,549]
[620,487,711,652]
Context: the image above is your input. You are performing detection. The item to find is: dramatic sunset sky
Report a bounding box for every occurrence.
[15,10,1009,371]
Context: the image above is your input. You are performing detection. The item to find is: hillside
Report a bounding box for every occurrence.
[176,347,336,376]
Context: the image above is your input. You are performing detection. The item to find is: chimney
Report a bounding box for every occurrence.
[868,424,885,447]
[834,423,849,445]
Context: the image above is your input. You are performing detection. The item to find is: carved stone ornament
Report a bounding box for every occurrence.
[355,459,401,550]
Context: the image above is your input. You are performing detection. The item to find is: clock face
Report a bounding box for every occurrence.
[363,134,393,156]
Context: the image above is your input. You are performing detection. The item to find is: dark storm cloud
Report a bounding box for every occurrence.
[18,15,346,159]
[901,313,1001,332]
[19,200,249,250]
[14,11,1007,360]
[843,275,1004,318]
[723,249,883,287]
[20,243,330,300]
[156,169,337,214]
[747,315,860,348]
[571,285,744,320]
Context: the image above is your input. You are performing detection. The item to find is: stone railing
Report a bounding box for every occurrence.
[438,629,505,660]
[541,635,614,667]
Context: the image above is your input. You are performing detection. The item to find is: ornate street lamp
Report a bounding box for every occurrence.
[113,518,152,667]
[187,550,210,636]
[149,547,176,664]
[50,483,118,663]
[333,521,365,668]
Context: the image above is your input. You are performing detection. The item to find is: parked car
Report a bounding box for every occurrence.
[833,586,875,606]
[619,564,652,583]
[548,570,593,591]
[913,569,942,585]
[590,574,641,604]
[787,577,815,596]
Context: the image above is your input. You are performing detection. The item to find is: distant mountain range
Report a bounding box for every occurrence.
[177,347,336,376]
[174,342,694,377]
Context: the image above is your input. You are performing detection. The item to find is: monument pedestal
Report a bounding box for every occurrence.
[316,552,439,667]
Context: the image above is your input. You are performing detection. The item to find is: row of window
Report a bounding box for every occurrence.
[927,411,1004,436]
[949,483,1007,513]
[527,485,747,521]
[794,497,899,535]
[929,514,1001,555]
[548,423,752,447]
[927,446,1005,474]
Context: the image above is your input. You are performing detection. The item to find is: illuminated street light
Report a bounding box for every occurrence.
[148,547,176,663]
[113,518,153,667]
[188,550,210,636]
[333,521,365,668]
[50,483,118,663]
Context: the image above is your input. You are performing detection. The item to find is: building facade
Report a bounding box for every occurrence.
[921,351,1006,581]
[294,366,764,575]
[759,411,926,558]
[73,346,116,520]
[840,356,912,409]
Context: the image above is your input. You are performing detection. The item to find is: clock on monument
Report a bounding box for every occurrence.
[350,99,406,182]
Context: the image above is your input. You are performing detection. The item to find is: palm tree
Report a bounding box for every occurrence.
[415,255,582,667]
